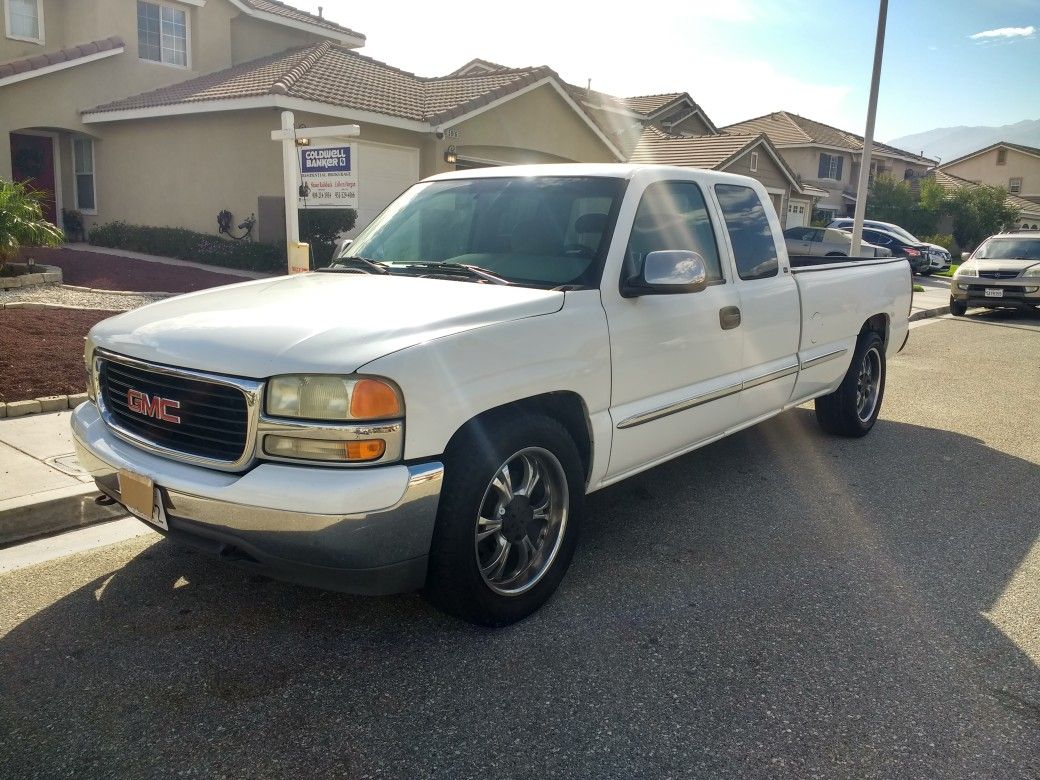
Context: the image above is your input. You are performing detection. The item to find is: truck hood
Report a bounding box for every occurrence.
[90,273,565,377]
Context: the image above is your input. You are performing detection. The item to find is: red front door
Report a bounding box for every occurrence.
[10,133,57,225]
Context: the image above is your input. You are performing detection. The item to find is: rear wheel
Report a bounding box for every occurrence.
[815,331,886,437]
[425,413,584,626]
[950,297,967,316]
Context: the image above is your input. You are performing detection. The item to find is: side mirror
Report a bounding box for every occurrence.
[333,237,353,258]
[960,251,970,261]
[622,250,709,298]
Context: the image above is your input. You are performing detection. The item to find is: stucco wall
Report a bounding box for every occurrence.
[229,14,327,65]
[447,83,618,171]
[942,148,1040,197]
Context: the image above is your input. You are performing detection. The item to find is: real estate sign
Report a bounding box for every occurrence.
[298,143,358,209]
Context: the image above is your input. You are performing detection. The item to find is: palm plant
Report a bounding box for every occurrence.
[0,178,64,273]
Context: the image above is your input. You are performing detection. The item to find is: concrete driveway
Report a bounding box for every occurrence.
[2,312,1039,779]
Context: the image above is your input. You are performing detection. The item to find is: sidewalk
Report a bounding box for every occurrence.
[910,275,951,321]
[64,243,271,279]
[0,410,122,545]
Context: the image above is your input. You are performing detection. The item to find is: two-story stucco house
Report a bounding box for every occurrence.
[938,141,1040,209]
[722,111,936,226]
[1,1,627,241]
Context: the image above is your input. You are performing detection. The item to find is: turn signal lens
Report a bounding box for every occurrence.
[350,379,401,419]
[264,436,386,462]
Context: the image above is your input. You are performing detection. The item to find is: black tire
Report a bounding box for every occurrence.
[921,269,933,276]
[815,331,886,437]
[950,297,967,316]
[425,412,585,626]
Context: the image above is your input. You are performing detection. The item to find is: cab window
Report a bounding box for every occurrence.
[714,184,779,280]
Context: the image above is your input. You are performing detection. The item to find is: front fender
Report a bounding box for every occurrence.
[360,289,611,475]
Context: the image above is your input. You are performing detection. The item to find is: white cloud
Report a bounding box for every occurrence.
[969,25,1035,40]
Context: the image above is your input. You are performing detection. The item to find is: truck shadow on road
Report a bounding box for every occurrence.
[2,410,1039,777]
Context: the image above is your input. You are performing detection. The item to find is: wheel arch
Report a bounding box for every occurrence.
[443,392,594,482]
[861,312,890,349]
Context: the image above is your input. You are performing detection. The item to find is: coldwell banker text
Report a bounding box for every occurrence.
[301,146,351,173]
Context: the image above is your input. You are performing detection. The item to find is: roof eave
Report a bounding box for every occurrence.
[224,0,365,46]
[0,44,124,88]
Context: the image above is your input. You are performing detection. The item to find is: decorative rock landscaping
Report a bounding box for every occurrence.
[0,263,62,289]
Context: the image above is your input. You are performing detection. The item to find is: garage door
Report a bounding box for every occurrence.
[353,142,420,234]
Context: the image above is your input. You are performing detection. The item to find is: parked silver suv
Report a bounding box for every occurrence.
[950,232,1040,316]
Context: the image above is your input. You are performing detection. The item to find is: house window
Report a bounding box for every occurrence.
[5,0,42,42]
[137,1,188,67]
[818,152,844,181]
[73,137,96,213]
[749,152,759,173]
[996,148,1007,165]
[1009,177,1022,195]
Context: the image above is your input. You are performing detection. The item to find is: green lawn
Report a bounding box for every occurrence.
[935,263,959,278]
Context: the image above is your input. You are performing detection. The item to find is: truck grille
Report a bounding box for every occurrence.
[979,270,1019,279]
[98,357,250,463]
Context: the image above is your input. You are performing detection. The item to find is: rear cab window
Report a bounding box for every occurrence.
[714,184,779,280]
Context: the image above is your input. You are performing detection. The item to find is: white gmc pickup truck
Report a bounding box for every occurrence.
[73,164,911,625]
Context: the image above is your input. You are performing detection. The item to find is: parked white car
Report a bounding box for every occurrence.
[828,218,951,272]
[783,226,891,258]
[73,164,911,625]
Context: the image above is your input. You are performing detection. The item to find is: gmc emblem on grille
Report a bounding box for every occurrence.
[127,389,182,424]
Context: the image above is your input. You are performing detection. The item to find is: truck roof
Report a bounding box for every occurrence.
[424,163,760,186]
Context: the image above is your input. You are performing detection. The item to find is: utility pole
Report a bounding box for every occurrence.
[850,0,888,255]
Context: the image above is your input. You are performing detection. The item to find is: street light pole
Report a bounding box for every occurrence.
[850,0,889,255]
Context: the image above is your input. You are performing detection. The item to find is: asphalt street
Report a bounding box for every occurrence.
[2,310,1039,779]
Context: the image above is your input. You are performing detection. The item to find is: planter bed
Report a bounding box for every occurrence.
[17,247,255,293]
[0,308,113,402]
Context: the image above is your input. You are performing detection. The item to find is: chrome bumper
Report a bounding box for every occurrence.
[71,402,443,595]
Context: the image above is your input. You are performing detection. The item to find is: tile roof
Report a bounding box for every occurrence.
[84,42,566,125]
[932,170,1040,217]
[0,36,123,80]
[940,140,1040,168]
[445,58,509,77]
[627,125,760,168]
[621,93,685,115]
[237,0,364,39]
[722,111,936,164]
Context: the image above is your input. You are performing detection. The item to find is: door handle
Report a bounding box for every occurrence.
[719,306,741,330]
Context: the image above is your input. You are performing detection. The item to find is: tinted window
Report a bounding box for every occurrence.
[625,181,723,283]
[974,238,1040,260]
[863,230,891,246]
[784,227,811,240]
[714,184,779,280]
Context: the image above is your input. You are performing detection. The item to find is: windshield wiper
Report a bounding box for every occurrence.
[392,262,512,285]
[320,256,390,275]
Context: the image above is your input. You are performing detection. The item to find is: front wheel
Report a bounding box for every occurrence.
[815,331,886,437]
[950,297,967,316]
[425,413,584,626]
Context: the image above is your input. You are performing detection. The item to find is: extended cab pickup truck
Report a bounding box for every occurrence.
[72,164,911,625]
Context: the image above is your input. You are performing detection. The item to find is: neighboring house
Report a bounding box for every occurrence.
[1,3,621,239]
[722,111,936,223]
[932,170,1040,232]
[938,141,1040,206]
[1,0,365,227]
[626,126,819,227]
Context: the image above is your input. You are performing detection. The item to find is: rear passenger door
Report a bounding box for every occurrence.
[713,183,801,422]
[602,179,744,480]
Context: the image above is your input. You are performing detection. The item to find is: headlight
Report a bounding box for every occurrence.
[1022,264,1040,277]
[266,375,402,421]
[955,264,978,277]
[83,336,97,401]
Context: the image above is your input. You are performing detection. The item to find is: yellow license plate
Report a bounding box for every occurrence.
[117,470,168,530]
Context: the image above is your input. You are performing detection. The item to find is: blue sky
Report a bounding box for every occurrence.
[298,0,1039,143]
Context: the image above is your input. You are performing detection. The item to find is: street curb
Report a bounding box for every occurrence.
[61,284,174,297]
[0,302,126,311]
[0,483,125,547]
[909,305,951,322]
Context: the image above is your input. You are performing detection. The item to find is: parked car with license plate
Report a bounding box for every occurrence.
[828,218,951,273]
[72,164,910,626]
[783,226,891,258]
[950,232,1040,316]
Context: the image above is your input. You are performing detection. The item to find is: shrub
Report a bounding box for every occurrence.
[88,221,285,273]
[298,208,357,267]
[920,233,958,255]
[0,178,64,272]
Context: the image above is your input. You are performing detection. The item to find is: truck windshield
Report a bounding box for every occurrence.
[338,176,626,288]
[974,237,1040,260]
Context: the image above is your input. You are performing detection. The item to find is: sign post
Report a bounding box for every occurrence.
[270,111,360,274]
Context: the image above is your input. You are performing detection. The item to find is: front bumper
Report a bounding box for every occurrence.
[950,280,1040,309]
[71,402,443,595]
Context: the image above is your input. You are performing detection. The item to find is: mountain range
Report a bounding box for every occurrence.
[887,119,1040,164]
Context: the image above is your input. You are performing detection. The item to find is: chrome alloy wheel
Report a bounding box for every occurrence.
[474,447,569,596]
[856,346,882,423]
